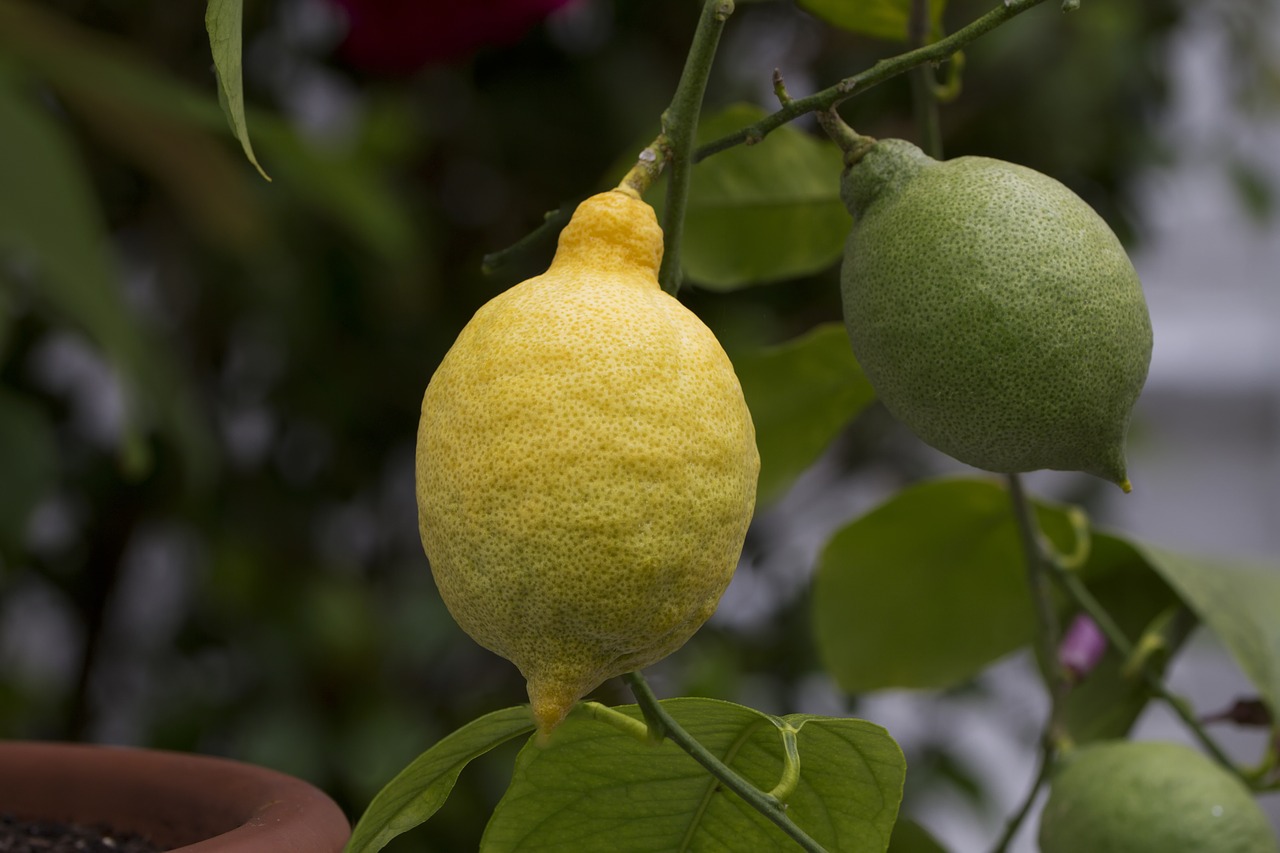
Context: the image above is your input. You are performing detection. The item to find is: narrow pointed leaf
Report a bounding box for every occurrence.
[206,0,270,179]
[346,706,536,853]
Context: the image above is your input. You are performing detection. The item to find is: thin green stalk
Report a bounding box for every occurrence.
[988,745,1054,853]
[1045,558,1242,775]
[657,0,734,294]
[580,701,655,742]
[766,721,802,803]
[694,0,1053,163]
[622,672,828,853]
[483,0,1049,274]
[481,205,571,274]
[907,0,943,158]
[1007,474,1070,744]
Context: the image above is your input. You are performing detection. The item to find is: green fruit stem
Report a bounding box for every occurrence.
[814,108,875,167]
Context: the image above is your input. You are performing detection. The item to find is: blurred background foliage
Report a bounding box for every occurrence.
[0,0,1275,849]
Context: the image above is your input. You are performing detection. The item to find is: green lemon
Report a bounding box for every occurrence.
[1040,740,1279,853]
[839,139,1152,489]
[416,190,760,735]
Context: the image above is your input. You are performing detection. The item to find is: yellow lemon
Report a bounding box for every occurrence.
[416,190,759,735]
[1040,740,1278,853]
[840,139,1152,489]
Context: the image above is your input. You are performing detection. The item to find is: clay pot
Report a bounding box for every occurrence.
[0,741,350,851]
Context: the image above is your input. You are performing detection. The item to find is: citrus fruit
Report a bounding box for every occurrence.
[839,138,1152,489]
[1039,740,1279,853]
[416,190,759,735]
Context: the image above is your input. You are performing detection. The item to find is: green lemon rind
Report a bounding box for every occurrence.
[1040,740,1279,853]
[840,139,1152,488]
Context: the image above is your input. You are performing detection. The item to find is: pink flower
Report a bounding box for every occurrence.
[330,0,577,75]
[1058,613,1107,682]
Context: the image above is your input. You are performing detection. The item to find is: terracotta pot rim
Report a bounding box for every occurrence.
[0,740,350,852]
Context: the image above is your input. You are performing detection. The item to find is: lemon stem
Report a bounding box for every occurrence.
[813,108,875,167]
[616,136,671,199]
[622,671,830,853]
[579,701,654,742]
[653,0,734,295]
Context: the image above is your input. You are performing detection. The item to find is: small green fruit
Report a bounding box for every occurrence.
[839,139,1152,489]
[1039,740,1279,853]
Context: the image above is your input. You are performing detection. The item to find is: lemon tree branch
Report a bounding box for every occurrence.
[1007,474,1071,740]
[483,0,1053,275]
[996,474,1078,852]
[907,0,943,159]
[622,671,829,853]
[655,0,734,294]
[694,0,1054,164]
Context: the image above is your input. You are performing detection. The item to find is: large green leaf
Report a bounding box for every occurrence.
[205,0,269,180]
[732,323,874,505]
[1136,545,1280,720]
[813,477,1078,691]
[345,705,536,853]
[888,818,949,853]
[0,389,58,551]
[482,698,904,852]
[665,103,850,289]
[798,0,947,43]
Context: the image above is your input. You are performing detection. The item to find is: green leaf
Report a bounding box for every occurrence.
[663,103,850,289]
[0,2,413,264]
[888,818,949,853]
[345,705,536,853]
[0,66,215,483]
[732,323,874,505]
[483,698,903,853]
[0,389,58,550]
[205,0,270,180]
[798,0,947,43]
[1135,544,1280,720]
[813,477,1078,691]
[1058,533,1189,744]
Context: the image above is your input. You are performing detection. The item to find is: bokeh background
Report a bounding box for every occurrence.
[1,1,1277,850]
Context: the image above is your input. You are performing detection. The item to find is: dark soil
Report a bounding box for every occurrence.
[0,814,160,852]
